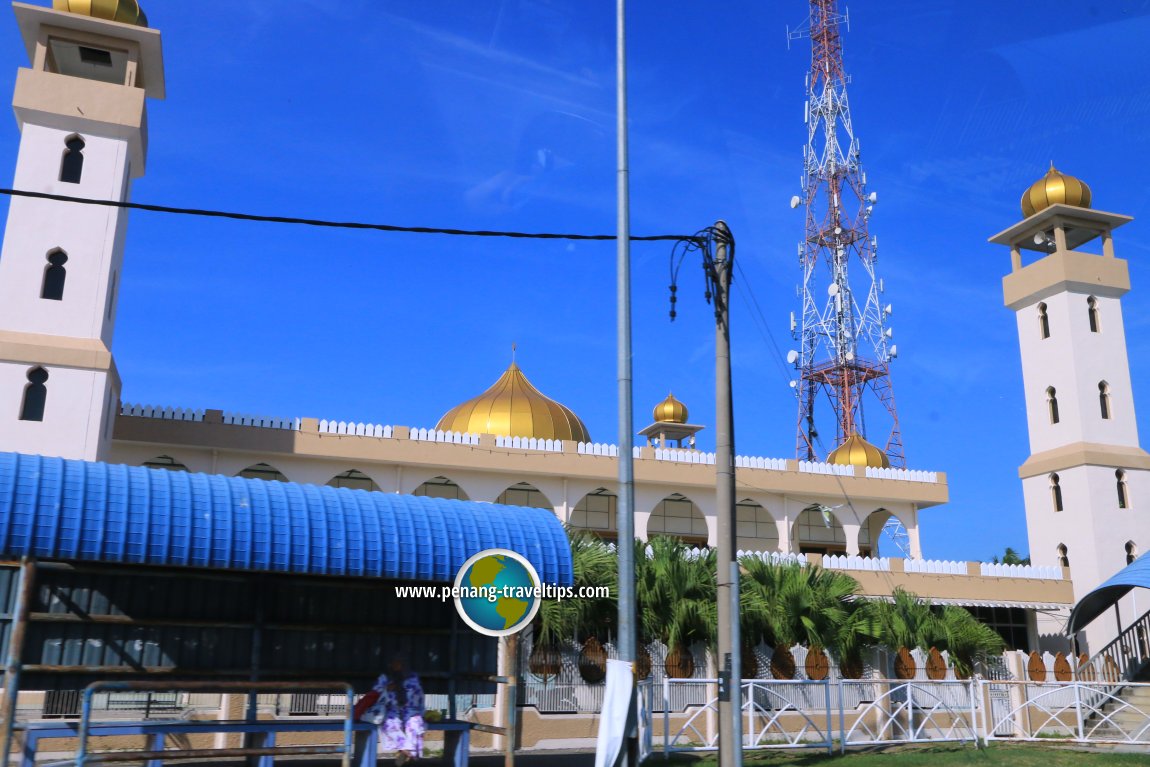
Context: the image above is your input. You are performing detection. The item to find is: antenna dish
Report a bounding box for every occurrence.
[868,192,878,204]
[885,328,894,338]
[1033,232,1047,246]
[845,351,855,362]
[787,350,800,365]
[884,304,893,315]
[790,195,802,209]
[789,380,798,389]
[889,345,898,358]
[828,284,840,297]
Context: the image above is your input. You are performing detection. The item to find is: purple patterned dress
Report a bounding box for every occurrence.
[366,672,425,757]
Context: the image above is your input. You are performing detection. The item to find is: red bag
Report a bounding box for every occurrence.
[353,690,381,721]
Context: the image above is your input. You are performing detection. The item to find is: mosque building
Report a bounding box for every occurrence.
[0,0,1142,668]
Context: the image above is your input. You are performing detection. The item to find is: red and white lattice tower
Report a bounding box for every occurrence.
[787,0,904,467]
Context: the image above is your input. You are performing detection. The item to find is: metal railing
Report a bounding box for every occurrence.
[1080,606,1150,684]
[981,681,1150,744]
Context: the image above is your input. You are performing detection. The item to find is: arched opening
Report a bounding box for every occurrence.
[1050,473,1064,512]
[1046,387,1060,425]
[496,482,553,509]
[1057,543,1069,568]
[647,494,707,547]
[1038,302,1050,339]
[143,456,189,472]
[1116,469,1128,509]
[1099,382,1111,420]
[570,488,617,540]
[793,505,847,556]
[41,250,68,301]
[238,463,288,483]
[1127,541,1139,566]
[19,367,48,422]
[1088,296,1100,333]
[735,499,778,553]
[412,476,469,501]
[861,508,904,558]
[59,136,85,184]
[327,469,379,492]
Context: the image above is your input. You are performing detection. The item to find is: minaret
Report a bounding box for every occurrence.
[0,1,163,461]
[990,166,1146,653]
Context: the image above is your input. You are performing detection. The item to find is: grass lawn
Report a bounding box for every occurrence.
[653,744,1149,766]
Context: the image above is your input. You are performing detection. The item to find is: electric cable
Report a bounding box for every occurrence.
[0,187,697,244]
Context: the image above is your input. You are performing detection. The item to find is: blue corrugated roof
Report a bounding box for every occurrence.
[0,452,573,586]
[1068,554,1150,634]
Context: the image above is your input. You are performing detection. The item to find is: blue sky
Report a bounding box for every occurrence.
[1,1,1148,563]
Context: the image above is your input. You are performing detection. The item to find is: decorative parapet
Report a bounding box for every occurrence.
[222,413,298,430]
[577,442,619,457]
[410,428,478,445]
[735,455,788,471]
[980,562,1063,580]
[655,448,716,465]
[799,460,856,477]
[865,466,939,483]
[904,558,968,576]
[738,550,807,566]
[319,420,393,438]
[494,435,563,452]
[823,554,891,572]
[120,403,204,422]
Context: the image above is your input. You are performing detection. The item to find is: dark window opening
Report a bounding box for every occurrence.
[1047,387,1060,425]
[1088,297,1100,333]
[60,137,85,184]
[41,250,67,301]
[78,47,113,67]
[1057,544,1069,568]
[1038,303,1050,339]
[19,367,49,422]
[1127,542,1139,566]
[1051,474,1063,513]
[1117,470,1128,509]
[1100,382,1111,420]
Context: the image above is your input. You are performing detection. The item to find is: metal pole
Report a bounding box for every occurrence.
[504,634,519,767]
[0,558,35,767]
[616,0,638,765]
[713,222,742,767]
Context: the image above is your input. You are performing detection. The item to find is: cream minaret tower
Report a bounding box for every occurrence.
[0,1,163,461]
[990,167,1147,654]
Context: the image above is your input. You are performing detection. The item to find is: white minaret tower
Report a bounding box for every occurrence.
[0,1,163,461]
[990,166,1147,654]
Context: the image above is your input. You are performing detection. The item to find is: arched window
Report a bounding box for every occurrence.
[1038,302,1050,339]
[1088,297,1100,333]
[1127,541,1139,566]
[19,367,48,422]
[40,250,67,301]
[59,136,85,184]
[1050,473,1063,512]
[1057,544,1069,568]
[1099,382,1111,420]
[1116,469,1128,509]
[1046,387,1060,425]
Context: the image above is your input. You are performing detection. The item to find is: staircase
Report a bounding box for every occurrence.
[1080,612,1150,741]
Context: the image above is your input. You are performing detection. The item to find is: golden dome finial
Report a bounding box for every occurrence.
[435,361,591,442]
[653,393,689,424]
[53,0,148,27]
[827,432,890,469]
[1021,164,1092,218]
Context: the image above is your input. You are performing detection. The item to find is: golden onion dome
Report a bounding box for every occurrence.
[1021,164,1092,218]
[53,0,148,27]
[653,393,688,424]
[827,433,891,469]
[435,362,591,443]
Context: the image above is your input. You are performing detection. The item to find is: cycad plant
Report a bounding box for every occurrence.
[869,588,1005,677]
[636,536,717,677]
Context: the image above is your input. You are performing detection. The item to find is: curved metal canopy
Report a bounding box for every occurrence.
[1067,555,1150,635]
[0,452,572,586]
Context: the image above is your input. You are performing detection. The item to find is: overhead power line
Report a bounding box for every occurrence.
[0,187,696,244]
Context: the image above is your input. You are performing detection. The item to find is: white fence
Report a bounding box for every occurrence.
[979,562,1063,580]
[655,448,716,465]
[735,455,789,471]
[824,554,891,572]
[981,681,1150,744]
[409,427,477,444]
[799,460,856,477]
[904,558,967,575]
[120,404,204,422]
[865,467,939,483]
[494,435,564,451]
[222,412,298,430]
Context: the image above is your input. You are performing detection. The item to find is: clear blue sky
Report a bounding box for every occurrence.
[1,1,1147,563]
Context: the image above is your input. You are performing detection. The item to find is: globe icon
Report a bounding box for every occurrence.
[454,549,542,637]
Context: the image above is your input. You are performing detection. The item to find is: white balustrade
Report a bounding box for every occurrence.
[577,442,619,457]
[865,466,939,483]
[318,420,394,439]
[798,460,856,477]
[979,562,1063,580]
[734,455,788,471]
[493,435,564,452]
[119,403,205,422]
[823,554,892,572]
[222,412,298,430]
[904,558,967,575]
[654,448,716,465]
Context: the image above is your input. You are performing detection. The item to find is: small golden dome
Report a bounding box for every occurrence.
[436,362,591,442]
[1021,164,1092,218]
[827,433,890,469]
[53,0,148,27]
[653,393,688,424]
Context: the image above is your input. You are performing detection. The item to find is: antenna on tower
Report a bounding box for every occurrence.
[789,0,905,467]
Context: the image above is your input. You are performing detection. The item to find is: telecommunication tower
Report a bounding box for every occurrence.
[786,1,904,467]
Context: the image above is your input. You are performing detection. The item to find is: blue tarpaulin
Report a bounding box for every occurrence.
[0,451,573,586]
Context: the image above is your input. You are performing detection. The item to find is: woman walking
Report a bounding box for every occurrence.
[359,655,425,765]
